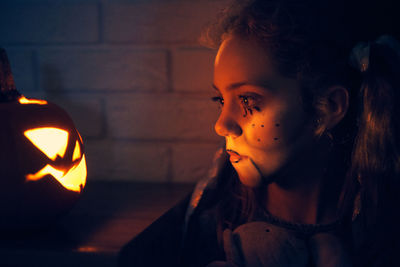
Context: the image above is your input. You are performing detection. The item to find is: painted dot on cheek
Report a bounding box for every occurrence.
[257,138,261,142]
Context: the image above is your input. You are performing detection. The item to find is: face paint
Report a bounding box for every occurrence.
[243,106,254,117]
[243,106,249,117]
[240,95,261,117]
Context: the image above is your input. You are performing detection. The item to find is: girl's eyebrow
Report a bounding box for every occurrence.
[212,82,251,92]
[212,81,273,93]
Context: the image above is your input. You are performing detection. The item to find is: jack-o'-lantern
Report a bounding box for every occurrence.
[0,48,87,231]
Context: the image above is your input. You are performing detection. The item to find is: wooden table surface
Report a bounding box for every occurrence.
[0,181,194,267]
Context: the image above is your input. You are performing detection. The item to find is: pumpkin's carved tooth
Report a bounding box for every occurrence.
[72,141,81,162]
[59,155,87,192]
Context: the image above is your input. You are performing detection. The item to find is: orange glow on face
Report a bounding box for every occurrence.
[19,96,47,105]
[24,128,69,161]
[26,155,87,193]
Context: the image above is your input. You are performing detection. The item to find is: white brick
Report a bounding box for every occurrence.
[38,49,168,91]
[4,49,36,92]
[0,4,99,44]
[173,48,216,92]
[106,93,221,141]
[104,1,229,44]
[84,140,169,182]
[172,143,222,183]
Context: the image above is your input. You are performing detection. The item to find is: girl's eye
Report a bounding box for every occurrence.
[211,96,224,106]
[238,95,257,107]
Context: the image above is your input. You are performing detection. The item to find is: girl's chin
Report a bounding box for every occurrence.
[232,157,262,188]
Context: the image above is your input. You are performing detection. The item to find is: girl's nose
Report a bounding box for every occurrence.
[214,109,242,138]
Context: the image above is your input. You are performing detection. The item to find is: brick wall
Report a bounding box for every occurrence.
[0,0,228,183]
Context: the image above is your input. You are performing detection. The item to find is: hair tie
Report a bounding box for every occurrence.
[349,41,370,73]
[349,35,400,73]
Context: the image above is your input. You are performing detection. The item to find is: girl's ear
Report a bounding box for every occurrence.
[319,86,350,131]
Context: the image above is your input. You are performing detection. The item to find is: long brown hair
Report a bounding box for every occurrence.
[201,0,400,265]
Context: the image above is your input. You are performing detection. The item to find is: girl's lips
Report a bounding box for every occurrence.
[226,150,248,163]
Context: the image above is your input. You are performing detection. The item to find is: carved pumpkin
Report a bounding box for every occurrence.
[0,48,87,230]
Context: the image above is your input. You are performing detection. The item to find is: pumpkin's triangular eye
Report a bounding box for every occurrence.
[72,141,81,161]
[24,127,69,160]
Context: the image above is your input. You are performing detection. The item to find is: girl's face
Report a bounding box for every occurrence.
[213,35,318,187]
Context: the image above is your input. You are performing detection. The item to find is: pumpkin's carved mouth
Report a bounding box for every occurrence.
[26,155,87,193]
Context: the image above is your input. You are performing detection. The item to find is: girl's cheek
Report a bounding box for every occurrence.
[243,104,287,147]
[246,120,282,147]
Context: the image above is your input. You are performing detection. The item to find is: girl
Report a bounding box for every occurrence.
[119,0,400,266]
